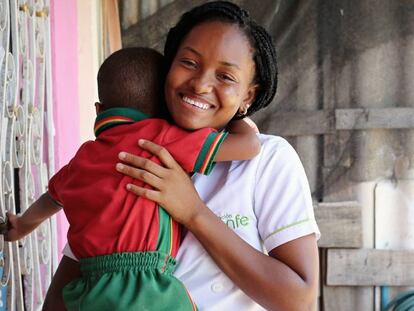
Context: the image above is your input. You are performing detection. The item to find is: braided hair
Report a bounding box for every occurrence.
[164,1,277,118]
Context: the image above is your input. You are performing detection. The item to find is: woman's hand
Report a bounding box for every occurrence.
[116,139,206,226]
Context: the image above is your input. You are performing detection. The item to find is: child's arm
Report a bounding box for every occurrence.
[214,118,261,161]
[4,192,62,241]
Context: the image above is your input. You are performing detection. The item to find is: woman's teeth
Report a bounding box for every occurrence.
[183,96,210,110]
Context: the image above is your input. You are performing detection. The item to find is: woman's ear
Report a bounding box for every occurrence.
[237,104,250,116]
[239,84,259,115]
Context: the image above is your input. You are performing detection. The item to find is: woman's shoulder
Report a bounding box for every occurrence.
[256,134,299,162]
[252,134,308,188]
[257,133,291,147]
[225,134,299,173]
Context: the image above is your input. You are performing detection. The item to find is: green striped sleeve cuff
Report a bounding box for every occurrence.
[193,131,228,175]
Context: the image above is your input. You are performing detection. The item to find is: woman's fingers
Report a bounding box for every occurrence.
[116,164,164,189]
[137,139,178,169]
[118,151,167,178]
[116,139,202,223]
[126,184,162,203]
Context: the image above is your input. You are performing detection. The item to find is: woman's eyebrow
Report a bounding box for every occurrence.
[182,46,240,70]
[220,61,240,70]
[183,46,202,56]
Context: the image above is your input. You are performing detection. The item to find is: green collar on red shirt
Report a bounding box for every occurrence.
[94,107,149,137]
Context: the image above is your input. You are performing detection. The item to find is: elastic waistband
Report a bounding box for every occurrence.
[80,252,176,276]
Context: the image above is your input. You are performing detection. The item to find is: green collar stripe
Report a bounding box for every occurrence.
[94,107,148,137]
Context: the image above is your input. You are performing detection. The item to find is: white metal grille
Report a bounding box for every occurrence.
[0,0,57,310]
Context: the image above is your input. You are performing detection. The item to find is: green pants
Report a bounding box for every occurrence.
[63,252,197,311]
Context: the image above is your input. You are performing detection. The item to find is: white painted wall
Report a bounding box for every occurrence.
[77,0,102,142]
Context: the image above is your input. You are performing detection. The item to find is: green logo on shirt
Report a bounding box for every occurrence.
[220,213,250,229]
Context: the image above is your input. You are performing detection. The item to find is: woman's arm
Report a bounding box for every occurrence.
[116,140,319,311]
[42,256,81,311]
[187,208,319,311]
[184,205,319,311]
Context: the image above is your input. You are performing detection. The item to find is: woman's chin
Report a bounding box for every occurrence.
[174,119,205,131]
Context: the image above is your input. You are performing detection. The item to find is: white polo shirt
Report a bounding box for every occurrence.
[63,134,320,310]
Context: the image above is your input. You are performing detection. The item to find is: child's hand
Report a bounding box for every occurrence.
[3,213,29,241]
[0,218,7,235]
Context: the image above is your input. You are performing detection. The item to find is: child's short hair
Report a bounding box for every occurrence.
[97,47,164,117]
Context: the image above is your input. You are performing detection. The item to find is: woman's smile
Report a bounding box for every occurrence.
[181,95,213,111]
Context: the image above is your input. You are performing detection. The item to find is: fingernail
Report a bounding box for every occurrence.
[119,152,126,159]
[138,139,145,145]
[116,163,124,170]
[126,184,132,190]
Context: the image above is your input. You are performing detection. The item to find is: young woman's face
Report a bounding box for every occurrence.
[164,21,257,130]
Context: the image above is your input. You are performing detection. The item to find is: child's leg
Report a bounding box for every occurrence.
[42,256,81,311]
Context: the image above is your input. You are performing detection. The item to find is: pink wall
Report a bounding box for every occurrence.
[50,0,79,256]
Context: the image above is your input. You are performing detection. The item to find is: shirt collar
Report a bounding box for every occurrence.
[94,107,148,137]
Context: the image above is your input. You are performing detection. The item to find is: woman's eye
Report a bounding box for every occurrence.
[180,59,197,68]
[218,73,236,83]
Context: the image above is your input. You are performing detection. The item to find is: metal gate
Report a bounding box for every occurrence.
[0,0,57,310]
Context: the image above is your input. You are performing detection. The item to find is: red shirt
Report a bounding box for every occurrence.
[48,108,227,259]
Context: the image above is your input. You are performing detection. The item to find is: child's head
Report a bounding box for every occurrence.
[97,47,165,117]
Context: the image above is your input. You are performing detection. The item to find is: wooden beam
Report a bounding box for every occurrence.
[326,249,414,286]
[314,201,362,248]
[336,108,414,130]
[262,110,334,136]
[262,107,414,136]
[261,108,414,136]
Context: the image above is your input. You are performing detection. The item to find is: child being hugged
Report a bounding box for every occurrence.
[4,47,260,311]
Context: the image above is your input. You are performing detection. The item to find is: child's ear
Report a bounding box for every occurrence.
[95,102,104,114]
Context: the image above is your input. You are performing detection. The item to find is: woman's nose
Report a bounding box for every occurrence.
[189,72,214,94]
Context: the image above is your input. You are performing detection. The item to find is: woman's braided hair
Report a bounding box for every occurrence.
[164,1,278,118]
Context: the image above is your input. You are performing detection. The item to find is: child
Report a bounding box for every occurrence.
[4,47,260,310]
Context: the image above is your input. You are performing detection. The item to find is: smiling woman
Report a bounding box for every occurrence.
[113,2,320,310]
[43,2,320,311]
